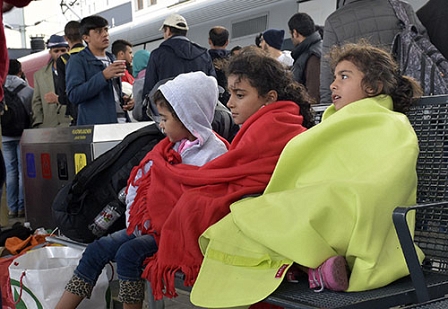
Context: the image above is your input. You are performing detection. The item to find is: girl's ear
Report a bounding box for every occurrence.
[366,81,383,96]
[266,90,278,104]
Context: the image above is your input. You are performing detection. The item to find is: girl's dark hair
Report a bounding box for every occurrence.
[152,90,179,121]
[226,46,315,128]
[329,40,423,113]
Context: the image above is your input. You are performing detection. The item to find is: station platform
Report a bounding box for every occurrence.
[1,215,199,309]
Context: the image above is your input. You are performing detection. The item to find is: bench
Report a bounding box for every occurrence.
[261,95,448,308]
[172,95,448,309]
[402,296,448,308]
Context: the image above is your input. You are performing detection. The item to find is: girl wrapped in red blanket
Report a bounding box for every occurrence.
[128,47,315,301]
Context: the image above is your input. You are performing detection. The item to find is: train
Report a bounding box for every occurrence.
[17,0,426,87]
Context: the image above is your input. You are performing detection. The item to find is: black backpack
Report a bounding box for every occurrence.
[389,0,448,95]
[52,123,164,243]
[1,84,30,137]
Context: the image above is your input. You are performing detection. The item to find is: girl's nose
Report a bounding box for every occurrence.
[330,80,337,90]
[226,96,234,108]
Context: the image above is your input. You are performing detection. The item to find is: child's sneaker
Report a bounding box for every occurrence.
[308,256,349,292]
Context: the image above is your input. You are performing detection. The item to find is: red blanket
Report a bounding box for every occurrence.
[127,101,307,299]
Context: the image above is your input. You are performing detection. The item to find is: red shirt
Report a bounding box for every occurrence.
[121,69,135,85]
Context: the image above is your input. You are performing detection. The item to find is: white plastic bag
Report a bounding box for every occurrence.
[9,246,110,309]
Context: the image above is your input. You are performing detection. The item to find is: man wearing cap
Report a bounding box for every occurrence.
[141,13,216,116]
[260,29,293,68]
[288,12,322,103]
[31,34,71,128]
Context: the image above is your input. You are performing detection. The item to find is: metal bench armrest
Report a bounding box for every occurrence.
[392,202,448,303]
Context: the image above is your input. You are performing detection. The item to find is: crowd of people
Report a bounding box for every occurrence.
[1,0,447,308]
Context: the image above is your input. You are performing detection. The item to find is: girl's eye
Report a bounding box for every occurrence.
[341,74,348,80]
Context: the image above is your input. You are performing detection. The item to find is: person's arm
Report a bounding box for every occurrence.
[31,72,43,127]
[4,0,32,8]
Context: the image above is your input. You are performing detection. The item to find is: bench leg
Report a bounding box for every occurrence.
[146,281,164,309]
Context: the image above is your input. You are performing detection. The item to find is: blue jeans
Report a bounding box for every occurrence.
[2,140,24,213]
[75,229,157,285]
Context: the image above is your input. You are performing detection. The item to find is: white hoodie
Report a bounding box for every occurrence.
[125,71,228,227]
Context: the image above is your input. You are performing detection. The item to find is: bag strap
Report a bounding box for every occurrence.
[388,0,411,26]
[8,83,26,96]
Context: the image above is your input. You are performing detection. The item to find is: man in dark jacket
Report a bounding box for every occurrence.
[288,13,322,103]
[142,14,216,108]
[319,0,426,104]
[208,26,231,105]
[55,20,85,126]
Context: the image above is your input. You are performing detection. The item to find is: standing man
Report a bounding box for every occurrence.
[208,26,230,104]
[319,0,426,104]
[3,59,33,218]
[55,20,85,126]
[142,14,216,104]
[260,29,294,68]
[31,34,71,128]
[288,13,322,103]
[66,15,133,125]
[112,39,135,85]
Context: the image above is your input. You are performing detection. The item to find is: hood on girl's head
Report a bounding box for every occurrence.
[158,72,218,145]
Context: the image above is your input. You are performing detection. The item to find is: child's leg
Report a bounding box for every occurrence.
[116,234,158,306]
[56,229,136,309]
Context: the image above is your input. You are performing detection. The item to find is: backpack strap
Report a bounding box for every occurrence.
[388,0,411,26]
[11,84,26,96]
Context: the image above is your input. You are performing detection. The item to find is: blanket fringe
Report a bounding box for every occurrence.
[143,258,200,301]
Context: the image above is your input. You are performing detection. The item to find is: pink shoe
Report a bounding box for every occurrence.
[308,256,349,292]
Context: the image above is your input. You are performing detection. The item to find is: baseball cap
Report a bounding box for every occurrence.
[159,14,189,31]
[190,214,293,308]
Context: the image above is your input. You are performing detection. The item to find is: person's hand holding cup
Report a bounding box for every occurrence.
[103,59,127,80]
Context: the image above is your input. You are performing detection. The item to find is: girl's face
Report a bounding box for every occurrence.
[330,60,367,111]
[156,103,194,142]
[226,75,270,125]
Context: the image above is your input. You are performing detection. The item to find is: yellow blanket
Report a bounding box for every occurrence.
[191,95,425,308]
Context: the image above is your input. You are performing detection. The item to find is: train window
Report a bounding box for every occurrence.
[232,14,268,39]
[135,0,143,10]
